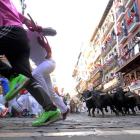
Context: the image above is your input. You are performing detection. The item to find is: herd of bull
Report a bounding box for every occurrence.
[78,87,140,117]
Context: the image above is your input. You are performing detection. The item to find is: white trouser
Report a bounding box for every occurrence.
[27,93,43,115]
[17,94,29,110]
[0,94,6,114]
[32,58,67,113]
[0,96,22,112]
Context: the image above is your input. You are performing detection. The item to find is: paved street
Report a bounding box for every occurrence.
[0,112,140,140]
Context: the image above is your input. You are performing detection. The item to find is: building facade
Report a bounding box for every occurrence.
[72,0,140,95]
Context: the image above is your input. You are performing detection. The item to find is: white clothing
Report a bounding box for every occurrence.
[26,29,67,114]
[25,29,47,66]
[32,59,67,113]
[17,94,28,110]
[27,93,43,115]
[0,94,6,115]
[1,97,22,112]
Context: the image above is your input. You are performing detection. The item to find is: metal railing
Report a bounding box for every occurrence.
[116,6,125,19]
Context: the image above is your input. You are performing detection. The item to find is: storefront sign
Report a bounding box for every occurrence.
[104,78,118,90]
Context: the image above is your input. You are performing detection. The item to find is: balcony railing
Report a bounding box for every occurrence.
[118,43,140,67]
[101,37,117,57]
[127,14,140,33]
[116,6,125,22]
[125,0,134,8]
[90,65,102,78]
[103,21,115,37]
[118,29,128,44]
[103,58,118,74]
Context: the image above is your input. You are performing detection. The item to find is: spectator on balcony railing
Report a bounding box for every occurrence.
[109,73,114,81]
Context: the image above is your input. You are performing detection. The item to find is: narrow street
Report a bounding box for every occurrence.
[1,112,140,140]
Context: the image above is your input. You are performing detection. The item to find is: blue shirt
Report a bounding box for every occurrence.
[1,78,10,94]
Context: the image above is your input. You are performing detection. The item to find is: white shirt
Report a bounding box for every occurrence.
[25,29,47,66]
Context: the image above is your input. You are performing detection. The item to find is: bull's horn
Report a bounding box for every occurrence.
[100,93,106,96]
[86,96,92,101]
[76,88,82,94]
[128,95,134,98]
[123,90,128,93]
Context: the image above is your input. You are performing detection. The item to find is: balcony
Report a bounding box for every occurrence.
[103,78,121,91]
[103,58,118,74]
[103,21,115,37]
[116,6,125,22]
[125,0,134,8]
[117,43,140,73]
[118,29,128,44]
[90,65,102,78]
[101,37,117,57]
[127,14,140,33]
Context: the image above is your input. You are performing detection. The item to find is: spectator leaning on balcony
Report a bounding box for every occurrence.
[109,73,114,81]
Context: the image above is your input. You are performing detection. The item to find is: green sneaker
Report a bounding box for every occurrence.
[35,114,39,118]
[5,113,12,118]
[5,74,30,101]
[32,109,62,126]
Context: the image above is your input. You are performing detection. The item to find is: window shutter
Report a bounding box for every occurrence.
[133,2,138,14]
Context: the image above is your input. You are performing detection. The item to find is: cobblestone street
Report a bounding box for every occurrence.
[0,112,140,139]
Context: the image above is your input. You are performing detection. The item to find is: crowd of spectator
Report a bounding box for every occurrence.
[118,36,140,67]
[103,73,120,85]
[124,75,140,88]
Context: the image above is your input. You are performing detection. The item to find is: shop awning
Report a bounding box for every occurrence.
[116,53,140,73]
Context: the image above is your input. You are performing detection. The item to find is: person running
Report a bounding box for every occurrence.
[0,83,8,117]
[0,0,61,126]
[26,25,69,120]
[0,76,23,117]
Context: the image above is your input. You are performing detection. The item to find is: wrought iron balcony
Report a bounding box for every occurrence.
[118,43,140,68]
[90,65,102,78]
[103,58,118,74]
[116,6,125,22]
[125,0,134,8]
[101,37,116,57]
[127,14,140,33]
[103,21,115,37]
[118,29,128,44]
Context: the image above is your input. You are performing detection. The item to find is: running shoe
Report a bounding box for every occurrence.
[5,112,12,118]
[32,109,62,126]
[62,108,69,120]
[31,114,36,118]
[18,111,22,117]
[35,114,39,118]
[2,107,8,117]
[5,74,30,101]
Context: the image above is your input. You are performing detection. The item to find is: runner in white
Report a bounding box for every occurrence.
[25,25,69,120]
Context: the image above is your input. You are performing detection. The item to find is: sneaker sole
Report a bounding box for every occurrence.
[2,108,8,117]
[32,116,63,126]
[5,78,30,101]
[63,108,70,120]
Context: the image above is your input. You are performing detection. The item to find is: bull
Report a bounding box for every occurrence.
[79,89,118,117]
[79,90,96,117]
[89,90,119,117]
[123,91,138,115]
[111,87,126,115]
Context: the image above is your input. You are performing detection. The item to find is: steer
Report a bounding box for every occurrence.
[79,90,96,117]
[89,90,119,117]
[111,87,126,115]
[123,91,137,115]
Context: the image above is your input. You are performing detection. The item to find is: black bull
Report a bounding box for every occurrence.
[79,89,119,117]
